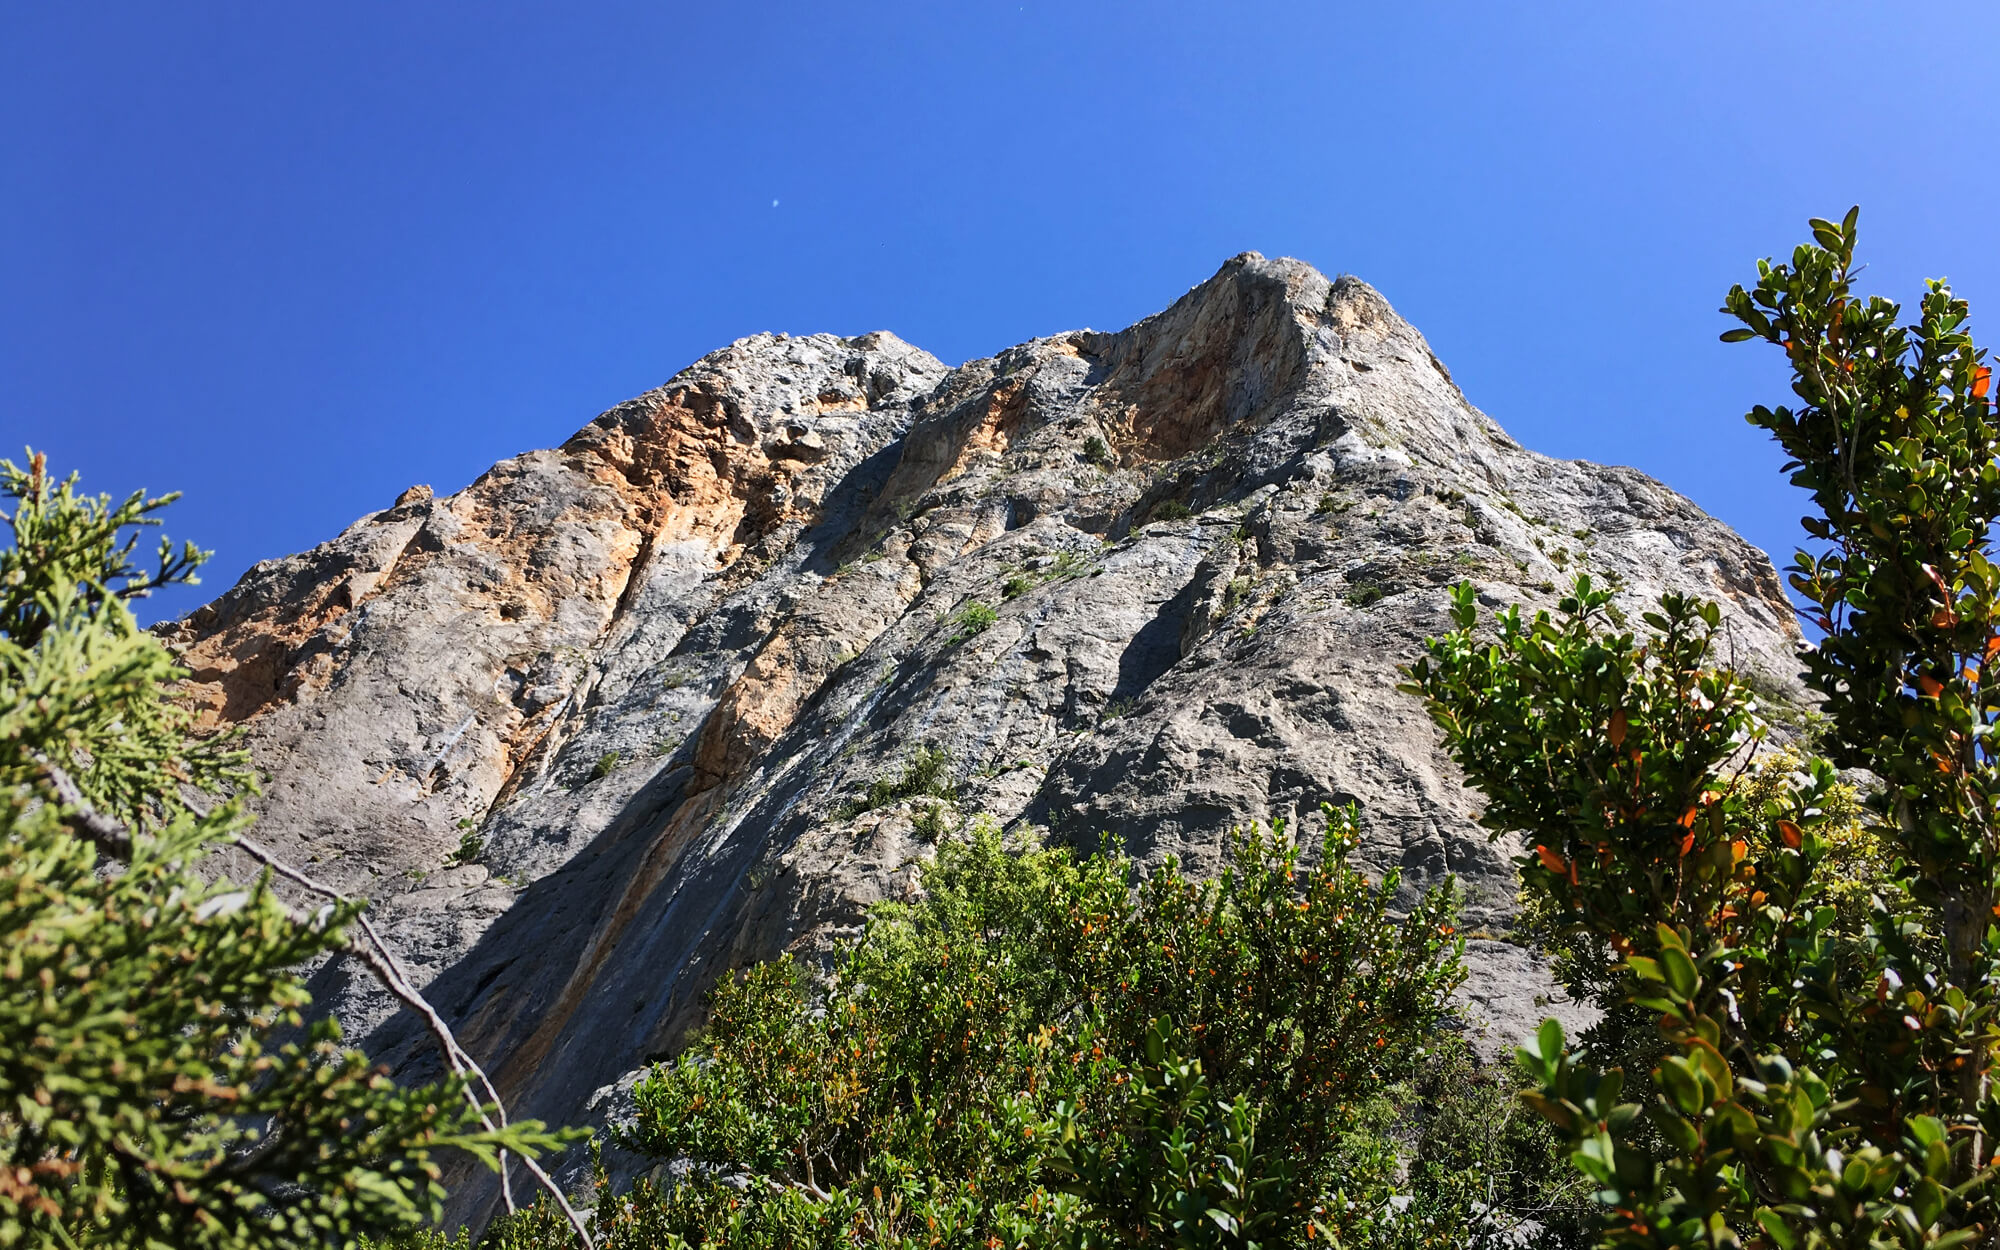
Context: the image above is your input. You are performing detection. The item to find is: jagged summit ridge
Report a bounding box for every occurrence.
[164,254,1800,1225]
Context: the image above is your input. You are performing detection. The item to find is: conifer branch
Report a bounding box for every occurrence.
[35,755,596,1249]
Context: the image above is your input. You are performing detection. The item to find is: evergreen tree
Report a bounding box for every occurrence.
[0,455,566,1249]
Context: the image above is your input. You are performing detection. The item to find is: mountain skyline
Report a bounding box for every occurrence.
[8,4,1998,627]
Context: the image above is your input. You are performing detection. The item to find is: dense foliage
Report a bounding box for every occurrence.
[621,813,1464,1248]
[0,456,558,1249]
[1408,211,2000,1247]
[398,813,1596,1248]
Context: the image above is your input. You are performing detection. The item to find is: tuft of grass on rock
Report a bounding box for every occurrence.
[845,745,957,817]
[447,827,484,865]
[950,600,997,642]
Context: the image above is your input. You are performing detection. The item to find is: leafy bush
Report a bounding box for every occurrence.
[1219,576,1254,617]
[1003,552,1089,601]
[910,799,956,841]
[1045,1018,1304,1248]
[847,744,957,816]
[451,823,487,865]
[1082,436,1111,466]
[1396,1045,1597,1247]
[1406,210,2000,1246]
[605,810,1492,1247]
[1151,500,1193,522]
[0,456,559,1248]
[387,814,1580,1249]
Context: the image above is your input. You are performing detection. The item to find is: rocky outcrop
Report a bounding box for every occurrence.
[164,253,1803,1226]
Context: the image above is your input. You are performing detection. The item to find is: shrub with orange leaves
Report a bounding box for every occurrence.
[1415,210,2000,1248]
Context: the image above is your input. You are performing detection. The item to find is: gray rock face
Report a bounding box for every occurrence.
[165,254,1802,1225]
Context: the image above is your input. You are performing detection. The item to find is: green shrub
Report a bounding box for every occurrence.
[1045,1018,1306,1247]
[1222,575,1255,616]
[1003,552,1089,601]
[1409,205,2000,1244]
[607,809,1490,1248]
[848,744,957,816]
[590,749,621,780]
[1151,499,1193,522]
[1082,436,1111,466]
[450,825,486,864]
[910,799,956,840]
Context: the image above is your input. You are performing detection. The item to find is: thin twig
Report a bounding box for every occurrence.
[37,758,596,1249]
[232,837,597,1245]
[230,835,525,1215]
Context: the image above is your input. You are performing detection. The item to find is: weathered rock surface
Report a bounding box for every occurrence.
[164,254,1802,1225]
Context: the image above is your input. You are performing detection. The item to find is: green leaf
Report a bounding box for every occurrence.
[1660,946,1698,999]
[1657,1112,1700,1153]
[1911,1176,1945,1227]
[1519,1090,1576,1131]
[1687,1039,1732,1100]
[1755,1208,1801,1249]
[1532,1017,1566,1066]
[1570,1138,1615,1185]
[1660,1058,1707,1116]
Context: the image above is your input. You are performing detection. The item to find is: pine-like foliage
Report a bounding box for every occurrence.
[0,455,560,1249]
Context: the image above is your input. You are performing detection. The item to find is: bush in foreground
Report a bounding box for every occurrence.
[401,812,1592,1248]
[1410,211,2000,1245]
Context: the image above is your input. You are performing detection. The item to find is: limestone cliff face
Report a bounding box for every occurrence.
[165,254,1801,1223]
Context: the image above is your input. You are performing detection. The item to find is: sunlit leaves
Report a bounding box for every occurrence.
[620,813,1470,1248]
[1412,210,2000,1248]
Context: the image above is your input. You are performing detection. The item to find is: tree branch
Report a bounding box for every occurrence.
[33,753,132,859]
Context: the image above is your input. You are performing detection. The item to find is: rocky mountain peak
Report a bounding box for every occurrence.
[162,255,1801,1224]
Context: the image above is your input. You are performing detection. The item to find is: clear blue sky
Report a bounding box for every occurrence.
[5,3,1995,624]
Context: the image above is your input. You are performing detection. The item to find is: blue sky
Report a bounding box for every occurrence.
[5,3,1996,623]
